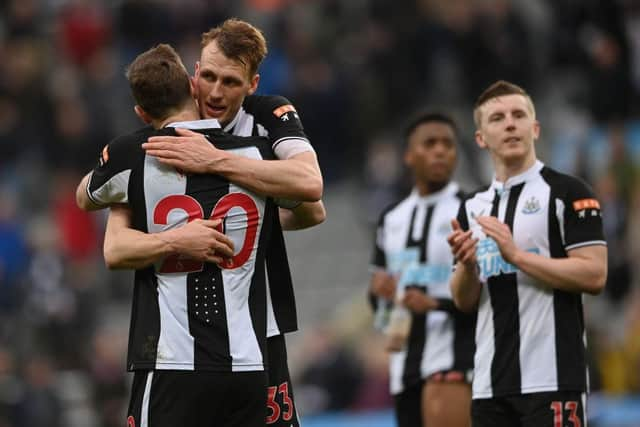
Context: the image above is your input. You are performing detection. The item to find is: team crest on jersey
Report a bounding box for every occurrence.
[521,197,541,214]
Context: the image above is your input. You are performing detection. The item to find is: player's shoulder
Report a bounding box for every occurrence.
[102,126,154,161]
[243,94,294,112]
[199,127,274,159]
[461,184,491,203]
[377,192,414,224]
[110,125,155,146]
[540,166,595,196]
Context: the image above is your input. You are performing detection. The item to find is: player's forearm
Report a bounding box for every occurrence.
[511,246,607,295]
[76,173,103,211]
[450,264,481,312]
[104,226,173,270]
[212,152,323,201]
[279,201,326,230]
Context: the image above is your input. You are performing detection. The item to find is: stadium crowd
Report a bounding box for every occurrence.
[0,0,639,425]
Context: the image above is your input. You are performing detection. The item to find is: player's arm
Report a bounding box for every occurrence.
[103,205,234,270]
[278,201,326,231]
[143,129,322,201]
[449,218,482,312]
[477,178,607,295]
[476,216,607,294]
[402,292,459,314]
[369,212,396,306]
[76,172,102,211]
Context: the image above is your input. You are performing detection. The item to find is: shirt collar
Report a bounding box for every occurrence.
[410,181,459,206]
[490,160,543,194]
[223,108,244,133]
[165,118,220,129]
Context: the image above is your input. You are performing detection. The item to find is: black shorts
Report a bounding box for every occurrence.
[127,370,266,427]
[471,391,586,427]
[392,380,424,427]
[266,334,300,426]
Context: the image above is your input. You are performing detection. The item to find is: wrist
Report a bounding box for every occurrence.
[156,230,178,255]
[209,151,235,175]
[509,249,525,267]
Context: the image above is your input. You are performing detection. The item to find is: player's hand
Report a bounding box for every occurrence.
[402,289,438,314]
[142,128,230,174]
[447,218,478,268]
[476,216,520,265]
[370,271,397,300]
[164,219,235,266]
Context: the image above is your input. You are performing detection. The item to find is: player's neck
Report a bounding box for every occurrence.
[415,180,448,196]
[155,108,201,129]
[493,153,537,183]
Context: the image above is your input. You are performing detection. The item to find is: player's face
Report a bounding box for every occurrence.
[405,122,457,186]
[475,94,539,165]
[193,41,259,127]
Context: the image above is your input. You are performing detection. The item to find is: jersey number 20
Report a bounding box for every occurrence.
[153,193,259,273]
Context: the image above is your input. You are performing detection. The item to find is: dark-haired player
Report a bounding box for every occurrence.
[370,112,475,427]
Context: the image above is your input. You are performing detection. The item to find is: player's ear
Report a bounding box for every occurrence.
[403,147,413,168]
[190,76,197,98]
[475,130,487,149]
[247,73,259,96]
[532,120,540,140]
[134,105,152,124]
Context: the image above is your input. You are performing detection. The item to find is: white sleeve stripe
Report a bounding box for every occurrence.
[565,240,607,251]
[273,139,315,160]
[272,136,311,149]
[87,169,132,205]
[85,173,103,206]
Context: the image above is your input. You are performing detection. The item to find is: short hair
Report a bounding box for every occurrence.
[473,80,535,127]
[404,112,459,142]
[125,44,192,121]
[201,18,267,78]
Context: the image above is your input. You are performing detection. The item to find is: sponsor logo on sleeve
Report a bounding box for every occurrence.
[272,104,296,118]
[272,104,299,121]
[573,198,600,211]
[573,198,601,219]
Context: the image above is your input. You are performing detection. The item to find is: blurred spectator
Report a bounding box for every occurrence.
[0,348,24,427]
[295,327,364,415]
[57,1,112,67]
[16,356,62,427]
[89,330,127,427]
[0,191,29,312]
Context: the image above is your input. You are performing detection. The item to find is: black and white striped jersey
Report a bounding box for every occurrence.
[457,160,606,399]
[232,95,313,338]
[372,182,476,395]
[87,119,276,372]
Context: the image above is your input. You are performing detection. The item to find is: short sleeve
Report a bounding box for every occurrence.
[561,177,606,251]
[86,137,137,206]
[243,95,314,159]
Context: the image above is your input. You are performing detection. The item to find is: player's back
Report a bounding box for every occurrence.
[87,119,276,373]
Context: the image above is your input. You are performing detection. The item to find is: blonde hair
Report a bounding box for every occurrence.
[201,18,267,78]
[473,80,535,127]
